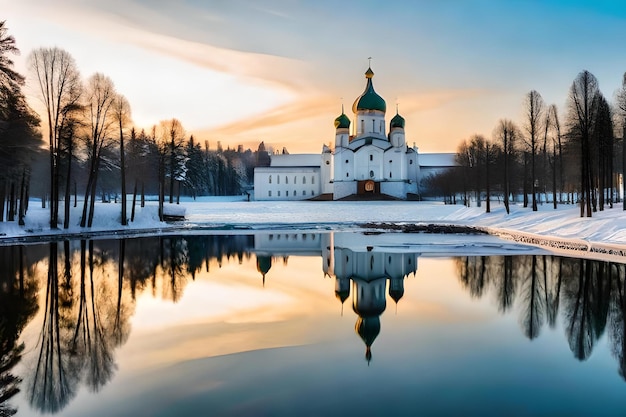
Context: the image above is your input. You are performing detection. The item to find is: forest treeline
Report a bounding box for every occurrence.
[0,21,273,228]
[426,72,626,217]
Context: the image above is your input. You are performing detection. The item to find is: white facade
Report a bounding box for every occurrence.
[252,67,455,201]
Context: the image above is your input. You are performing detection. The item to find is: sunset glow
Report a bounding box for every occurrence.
[5,0,626,153]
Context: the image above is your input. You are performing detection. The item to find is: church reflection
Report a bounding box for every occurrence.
[254,232,418,362]
[2,233,626,415]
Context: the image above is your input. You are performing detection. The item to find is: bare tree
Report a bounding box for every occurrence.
[567,70,599,217]
[522,90,545,211]
[493,119,519,214]
[615,72,626,211]
[28,48,82,228]
[112,95,131,225]
[79,73,116,227]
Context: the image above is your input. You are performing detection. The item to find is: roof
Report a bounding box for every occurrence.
[418,153,457,167]
[270,154,321,167]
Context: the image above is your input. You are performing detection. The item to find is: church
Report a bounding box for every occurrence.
[253,66,455,200]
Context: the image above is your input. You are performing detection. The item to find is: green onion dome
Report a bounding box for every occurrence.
[334,112,351,129]
[390,112,405,129]
[352,67,386,113]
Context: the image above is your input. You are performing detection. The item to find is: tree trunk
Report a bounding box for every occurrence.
[64,143,72,229]
[120,121,127,226]
[0,180,5,222]
[131,179,138,222]
[8,182,15,221]
[19,169,27,225]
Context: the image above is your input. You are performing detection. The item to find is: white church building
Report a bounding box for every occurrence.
[253,66,455,200]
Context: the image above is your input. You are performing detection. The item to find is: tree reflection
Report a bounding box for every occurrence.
[29,242,77,413]
[0,245,38,416]
[4,234,626,417]
[562,258,611,360]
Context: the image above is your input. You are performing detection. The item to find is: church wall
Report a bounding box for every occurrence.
[354,147,384,181]
[321,152,333,194]
[380,181,407,199]
[333,181,356,200]
[355,110,386,138]
[383,148,405,181]
[254,167,321,201]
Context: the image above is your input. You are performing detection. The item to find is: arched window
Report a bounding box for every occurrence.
[278,190,281,196]
[294,176,297,184]
[369,170,374,178]
[303,176,306,184]
[286,190,289,197]
[380,120,383,132]
[268,190,272,197]
[390,172,392,178]
[293,190,296,197]
[370,154,373,161]
[277,176,280,184]
[312,176,315,184]
[372,119,375,132]
[302,190,306,196]
[360,119,364,134]
[269,175,272,184]
[285,176,288,184]
[410,159,413,165]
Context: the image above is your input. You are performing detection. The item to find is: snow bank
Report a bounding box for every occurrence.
[1,198,625,262]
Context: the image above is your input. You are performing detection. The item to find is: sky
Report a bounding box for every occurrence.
[4,0,626,154]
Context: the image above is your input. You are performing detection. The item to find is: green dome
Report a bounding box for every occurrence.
[334,112,351,129]
[352,67,386,113]
[390,112,405,129]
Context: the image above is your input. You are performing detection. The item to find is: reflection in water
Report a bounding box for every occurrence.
[456,255,626,367]
[0,234,625,414]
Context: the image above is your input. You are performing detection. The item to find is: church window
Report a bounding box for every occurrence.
[390,172,392,178]
[278,191,281,196]
[293,190,296,197]
[380,120,383,132]
[277,176,280,184]
[285,176,288,184]
[410,160,413,165]
[372,119,375,132]
[388,256,392,264]
[286,190,289,197]
[369,154,373,161]
[303,176,306,184]
[312,176,315,184]
[345,159,349,164]
[269,175,272,184]
[346,173,349,177]
[302,190,306,196]
[294,176,297,184]
[370,256,374,270]
[311,190,314,195]
[369,170,374,178]
[389,160,393,163]
[360,120,364,134]
[268,191,272,197]
[325,160,330,165]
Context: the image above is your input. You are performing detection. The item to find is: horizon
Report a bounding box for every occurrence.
[4,0,626,153]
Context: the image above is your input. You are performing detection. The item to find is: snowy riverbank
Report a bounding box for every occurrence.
[1,198,625,260]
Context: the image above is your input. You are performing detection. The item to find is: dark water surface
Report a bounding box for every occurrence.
[1,232,625,416]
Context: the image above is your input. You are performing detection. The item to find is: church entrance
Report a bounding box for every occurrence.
[357,180,380,195]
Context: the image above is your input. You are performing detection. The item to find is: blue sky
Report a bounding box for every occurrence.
[4,0,626,152]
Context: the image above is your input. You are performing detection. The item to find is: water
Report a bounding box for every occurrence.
[1,232,625,416]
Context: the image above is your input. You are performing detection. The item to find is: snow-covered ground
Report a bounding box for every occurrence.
[1,197,625,260]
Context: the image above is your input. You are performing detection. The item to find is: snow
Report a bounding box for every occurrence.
[1,197,625,262]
